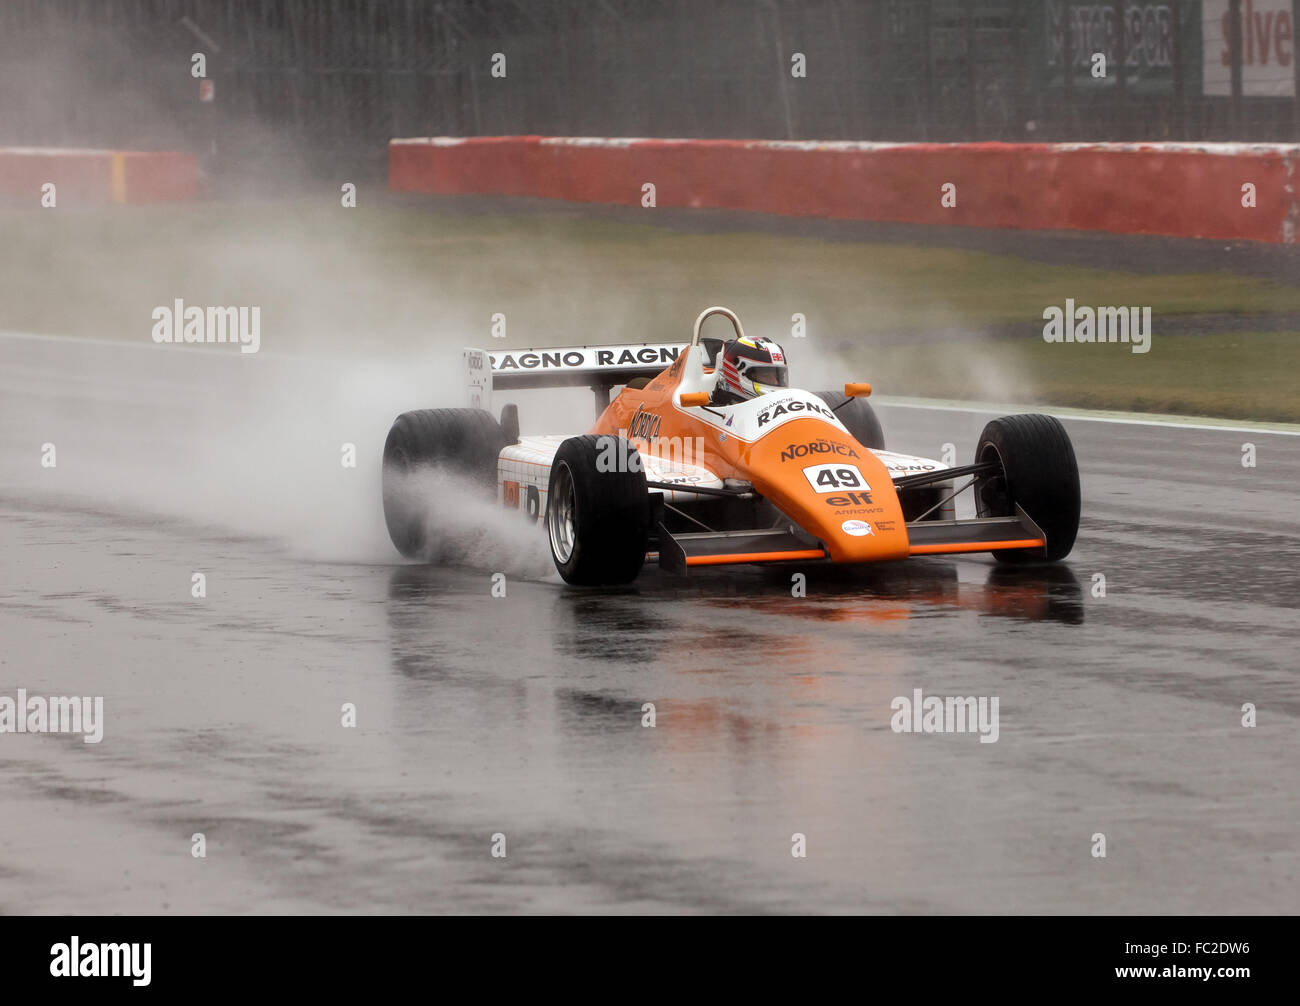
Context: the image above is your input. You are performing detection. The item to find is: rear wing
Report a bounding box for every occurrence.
[464,343,686,413]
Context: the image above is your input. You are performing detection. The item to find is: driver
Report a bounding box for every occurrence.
[712,336,789,405]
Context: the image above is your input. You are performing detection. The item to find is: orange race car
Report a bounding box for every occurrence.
[382,307,1081,585]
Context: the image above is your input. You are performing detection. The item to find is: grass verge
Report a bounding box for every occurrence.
[1,199,1296,420]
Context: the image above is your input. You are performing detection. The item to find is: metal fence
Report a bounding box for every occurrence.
[2,0,1298,181]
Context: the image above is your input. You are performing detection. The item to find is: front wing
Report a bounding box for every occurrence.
[651,505,1047,571]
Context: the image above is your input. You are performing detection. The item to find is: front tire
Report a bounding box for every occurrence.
[382,408,505,559]
[547,435,649,585]
[975,414,1080,563]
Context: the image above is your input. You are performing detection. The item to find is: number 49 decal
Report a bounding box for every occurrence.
[802,463,870,493]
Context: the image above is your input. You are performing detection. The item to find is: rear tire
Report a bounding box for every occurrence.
[975,414,1080,563]
[546,435,649,585]
[382,408,505,559]
[813,390,886,451]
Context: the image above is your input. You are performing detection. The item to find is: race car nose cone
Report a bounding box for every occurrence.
[744,419,909,563]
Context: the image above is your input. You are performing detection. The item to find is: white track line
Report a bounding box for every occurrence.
[5,331,1298,437]
[874,396,1300,437]
[0,329,292,359]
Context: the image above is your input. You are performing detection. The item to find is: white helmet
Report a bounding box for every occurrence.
[718,336,789,400]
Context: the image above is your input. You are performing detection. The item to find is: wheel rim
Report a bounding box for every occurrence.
[548,462,577,564]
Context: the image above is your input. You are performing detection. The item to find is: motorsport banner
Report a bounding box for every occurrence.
[1202,0,1296,96]
[1038,1,1191,95]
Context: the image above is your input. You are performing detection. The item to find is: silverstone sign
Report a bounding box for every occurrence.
[1202,0,1295,96]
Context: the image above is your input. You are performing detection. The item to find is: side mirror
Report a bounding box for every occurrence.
[679,392,710,408]
[844,382,872,398]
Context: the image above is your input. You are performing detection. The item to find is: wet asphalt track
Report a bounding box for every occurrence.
[1,334,1298,914]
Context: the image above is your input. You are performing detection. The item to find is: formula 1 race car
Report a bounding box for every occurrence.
[382,307,1081,585]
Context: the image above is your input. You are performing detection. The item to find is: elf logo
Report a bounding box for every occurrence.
[824,491,874,507]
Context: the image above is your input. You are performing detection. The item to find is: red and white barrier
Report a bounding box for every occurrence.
[0,147,198,205]
[390,136,1300,244]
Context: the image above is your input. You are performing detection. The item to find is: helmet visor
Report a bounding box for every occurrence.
[747,366,788,389]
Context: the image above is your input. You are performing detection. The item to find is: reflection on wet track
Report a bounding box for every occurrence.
[1,336,1298,912]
